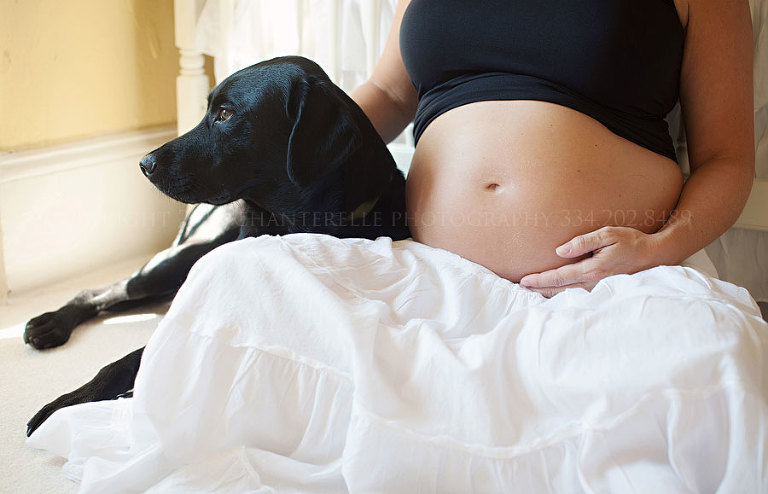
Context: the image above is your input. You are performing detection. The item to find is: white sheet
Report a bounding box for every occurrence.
[28,235,768,493]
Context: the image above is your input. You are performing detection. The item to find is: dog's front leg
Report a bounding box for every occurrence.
[26,347,144,436]
[24,203,245,349]
[23,242,226,349]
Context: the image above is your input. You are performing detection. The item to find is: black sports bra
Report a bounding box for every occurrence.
[400,0,685,162]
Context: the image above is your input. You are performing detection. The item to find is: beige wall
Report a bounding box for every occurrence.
[0,0,179,152]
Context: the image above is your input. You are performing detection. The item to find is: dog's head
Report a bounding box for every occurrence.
[140,56,393,212]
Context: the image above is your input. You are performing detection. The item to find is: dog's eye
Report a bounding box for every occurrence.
[217,108,233,122]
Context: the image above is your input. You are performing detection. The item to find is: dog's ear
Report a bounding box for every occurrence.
[286,79,362,187]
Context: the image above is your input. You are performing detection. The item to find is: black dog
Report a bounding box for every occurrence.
[26,56,409,435]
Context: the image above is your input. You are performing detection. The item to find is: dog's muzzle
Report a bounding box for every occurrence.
[139,154,157,176]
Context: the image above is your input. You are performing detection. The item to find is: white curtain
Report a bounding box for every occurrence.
[194,0,396,92]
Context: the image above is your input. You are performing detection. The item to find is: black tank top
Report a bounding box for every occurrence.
[400,0,685,162]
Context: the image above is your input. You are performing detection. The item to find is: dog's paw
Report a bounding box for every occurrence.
[24,311,76,349]
[26,390,84,437]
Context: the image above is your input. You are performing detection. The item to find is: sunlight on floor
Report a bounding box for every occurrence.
[103,313,161,325]
[0,323,24,339]
[0,314,163,340]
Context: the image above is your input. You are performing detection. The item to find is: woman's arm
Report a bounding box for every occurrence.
[348,0,418,144]
[653,0,755,264]
[520,0,755,295]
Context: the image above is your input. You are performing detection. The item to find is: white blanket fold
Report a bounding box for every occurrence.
[27,234,768,493]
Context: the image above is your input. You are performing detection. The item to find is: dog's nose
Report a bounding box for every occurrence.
[139,154,157,176]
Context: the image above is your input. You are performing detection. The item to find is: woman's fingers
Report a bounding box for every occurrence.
[519,259,602,289]
[555,226,618,258]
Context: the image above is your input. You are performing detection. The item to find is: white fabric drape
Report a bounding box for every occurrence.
[27,234,768,492]
[195,0,396,92]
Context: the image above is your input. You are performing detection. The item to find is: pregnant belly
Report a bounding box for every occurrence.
[405,100,684,283]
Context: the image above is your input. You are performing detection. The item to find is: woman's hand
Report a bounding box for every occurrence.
[518,226,661,297]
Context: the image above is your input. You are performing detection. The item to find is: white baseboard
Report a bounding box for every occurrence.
[0,126,187,296]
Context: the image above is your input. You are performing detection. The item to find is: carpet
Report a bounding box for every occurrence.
[0,258,167,493]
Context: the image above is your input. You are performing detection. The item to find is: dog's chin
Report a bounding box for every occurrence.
[180,191,237,206]
[160,189,235,206]
[148,176,234,205]
[148,184,201,205]
[205,192,237,206]
[152,186,198,205]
